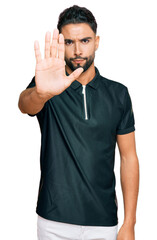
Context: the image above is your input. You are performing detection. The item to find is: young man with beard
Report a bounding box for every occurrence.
[18,5,139,240]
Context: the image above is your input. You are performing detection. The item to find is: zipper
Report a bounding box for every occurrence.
[82,85,88,120]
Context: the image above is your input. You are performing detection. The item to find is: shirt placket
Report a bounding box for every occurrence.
[82,85,88,120]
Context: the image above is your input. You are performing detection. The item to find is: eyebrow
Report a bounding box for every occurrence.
[64,37,92,42]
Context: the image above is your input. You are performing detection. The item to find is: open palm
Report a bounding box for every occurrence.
[34,29,83,100]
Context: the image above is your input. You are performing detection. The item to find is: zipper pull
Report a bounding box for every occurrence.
[82,85,88,120]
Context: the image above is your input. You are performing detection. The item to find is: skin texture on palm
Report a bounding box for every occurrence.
[34,29,84,100]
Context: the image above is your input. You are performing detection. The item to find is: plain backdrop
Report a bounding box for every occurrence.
[0,0,157,239]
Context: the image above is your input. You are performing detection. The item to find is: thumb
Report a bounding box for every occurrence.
[67,67,84,84]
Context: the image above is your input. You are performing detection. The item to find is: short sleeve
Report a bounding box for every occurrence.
[26,76,36,89]
[25,76,36,116]
[116,87,135,135]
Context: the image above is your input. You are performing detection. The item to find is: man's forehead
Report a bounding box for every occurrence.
[61,23,95,38]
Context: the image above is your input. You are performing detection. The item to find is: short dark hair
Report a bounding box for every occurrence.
[57,5,97,34]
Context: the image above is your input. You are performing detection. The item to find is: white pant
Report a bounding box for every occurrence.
[37,215,118,240]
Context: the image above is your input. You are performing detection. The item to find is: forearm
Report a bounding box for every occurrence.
[18,86,49,115]
[120,154,140,226]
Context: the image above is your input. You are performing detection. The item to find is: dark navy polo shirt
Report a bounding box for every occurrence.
[26,66,135,226]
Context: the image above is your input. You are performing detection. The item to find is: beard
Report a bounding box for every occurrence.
[65,53,95,73]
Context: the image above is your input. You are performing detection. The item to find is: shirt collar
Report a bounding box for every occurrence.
[66,66,100,90]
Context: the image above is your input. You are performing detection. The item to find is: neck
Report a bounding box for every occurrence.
[66,63,96,85]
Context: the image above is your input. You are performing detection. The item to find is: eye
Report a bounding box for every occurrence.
[65,40,73,45]
[81,39,89,44]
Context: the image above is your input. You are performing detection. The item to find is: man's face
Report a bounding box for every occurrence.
[61,23,99,72]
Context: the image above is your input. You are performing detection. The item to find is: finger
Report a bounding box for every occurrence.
[50,29,59,58]
[45,31,51,59]
[58,33,65,60]
[34,40,42,64]
[66,68,84,86]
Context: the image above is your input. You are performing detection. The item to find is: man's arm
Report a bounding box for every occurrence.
[116,131,139,239]
[18,29,83,116]
[18,86,49,115]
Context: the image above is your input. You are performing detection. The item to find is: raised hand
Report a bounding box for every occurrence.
[34,29,83,100]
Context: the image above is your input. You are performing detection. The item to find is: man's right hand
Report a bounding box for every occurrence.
[34,29,83,101]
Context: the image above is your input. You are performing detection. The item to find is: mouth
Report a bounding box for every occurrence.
[72,59,85,64]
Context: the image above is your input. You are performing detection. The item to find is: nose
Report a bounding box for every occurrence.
[74,42,82,56]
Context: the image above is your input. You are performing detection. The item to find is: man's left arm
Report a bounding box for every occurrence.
[116,131,140,240]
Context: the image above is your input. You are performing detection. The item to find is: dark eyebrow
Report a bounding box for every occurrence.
[64,39,73,42]
[64,37,92,42]
[80,37,92,41]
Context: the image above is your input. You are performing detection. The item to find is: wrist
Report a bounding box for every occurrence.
[123,218,136,228]
[34,87,53,103]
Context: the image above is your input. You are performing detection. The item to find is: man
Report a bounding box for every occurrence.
[18,5,139,240]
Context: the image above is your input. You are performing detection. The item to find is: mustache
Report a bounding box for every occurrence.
[70,57,88,61]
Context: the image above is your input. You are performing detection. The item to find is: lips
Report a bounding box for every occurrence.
[73,59,85,64]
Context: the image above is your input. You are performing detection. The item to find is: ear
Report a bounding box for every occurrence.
[95,36,100,51]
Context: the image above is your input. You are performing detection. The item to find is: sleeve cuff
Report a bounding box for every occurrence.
[116,126,135,135]
[27,113,36,117]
